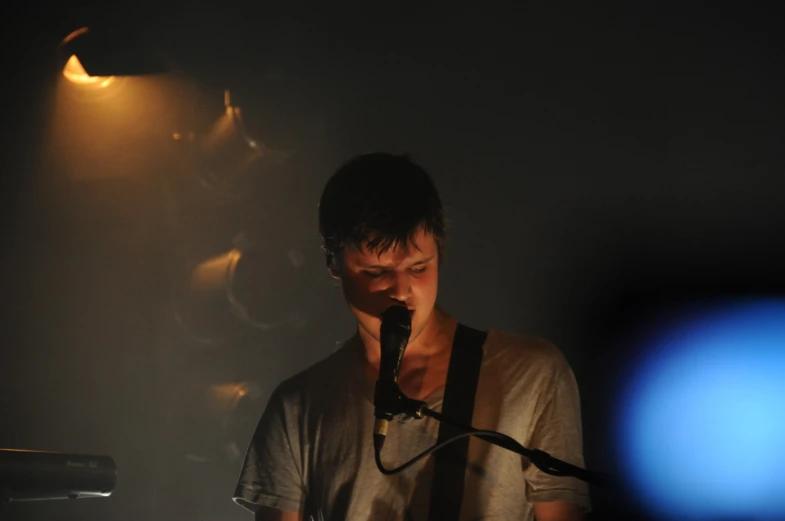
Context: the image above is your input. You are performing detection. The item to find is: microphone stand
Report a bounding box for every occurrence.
[375,382,615,488]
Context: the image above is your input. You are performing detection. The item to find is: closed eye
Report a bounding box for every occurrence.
[364,264,428,277]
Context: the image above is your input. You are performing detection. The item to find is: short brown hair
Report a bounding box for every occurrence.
[318,152,446,270]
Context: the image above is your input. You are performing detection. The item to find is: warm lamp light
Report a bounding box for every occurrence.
[62,54,115,88]
[57,25,169,86]
[60,27,115,88]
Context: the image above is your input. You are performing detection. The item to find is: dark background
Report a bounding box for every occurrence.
[2,3,784,520]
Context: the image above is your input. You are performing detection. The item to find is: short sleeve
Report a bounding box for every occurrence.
[523,348,592,511]
[233,387,306,514]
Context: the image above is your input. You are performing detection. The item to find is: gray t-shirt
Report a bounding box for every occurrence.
[233,329,591,520]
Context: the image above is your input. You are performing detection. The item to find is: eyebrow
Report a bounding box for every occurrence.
[360,255,435,269]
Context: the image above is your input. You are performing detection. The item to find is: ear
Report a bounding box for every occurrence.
[326,254,341,280]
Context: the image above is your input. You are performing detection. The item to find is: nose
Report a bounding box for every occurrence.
[386,271,412,303]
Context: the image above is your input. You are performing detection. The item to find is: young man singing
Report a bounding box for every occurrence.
[233,153,590,520]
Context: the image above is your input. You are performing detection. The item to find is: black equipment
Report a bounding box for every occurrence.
[373,305,412,450]
[0,449,117,502]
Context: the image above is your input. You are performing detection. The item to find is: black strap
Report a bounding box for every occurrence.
[427,323,487,520]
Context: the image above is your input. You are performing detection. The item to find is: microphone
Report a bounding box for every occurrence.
[373,305,412,451]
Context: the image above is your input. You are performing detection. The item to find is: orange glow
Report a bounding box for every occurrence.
[62,55,114,88]
[206,382,259,413]
[45,67,194,181]
[62,27,89,44]
[190,249,242,293]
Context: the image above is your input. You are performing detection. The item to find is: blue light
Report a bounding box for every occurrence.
[616,300,785,521]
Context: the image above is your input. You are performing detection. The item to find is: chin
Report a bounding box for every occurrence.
[353,305,433,340]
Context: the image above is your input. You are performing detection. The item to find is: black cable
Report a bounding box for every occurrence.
[374,400,615,486]
[374,429,515,476]
[375,426,606,483]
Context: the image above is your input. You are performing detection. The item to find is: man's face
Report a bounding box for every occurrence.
[332,227,440,346]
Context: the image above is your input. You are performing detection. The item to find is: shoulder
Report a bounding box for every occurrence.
[480,329,574,388]
[270,336,360,407]
[484,329,569,367]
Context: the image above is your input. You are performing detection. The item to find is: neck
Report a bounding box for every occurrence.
[358,306,456,369]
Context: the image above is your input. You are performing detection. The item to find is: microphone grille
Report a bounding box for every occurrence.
[381,305,412,335]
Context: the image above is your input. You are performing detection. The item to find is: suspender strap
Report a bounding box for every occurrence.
[427,323,487,520]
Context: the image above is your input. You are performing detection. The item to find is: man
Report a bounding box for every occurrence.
[233,153,590,520]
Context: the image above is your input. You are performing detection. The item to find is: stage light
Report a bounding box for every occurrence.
[60,28,114,88]
[615,299,785,521]
[48,25,188,181]
[166,377,267,465]
[61,49,114,88]
[172,239,311,345]
[58,25,169,88]
[173,90,290,201]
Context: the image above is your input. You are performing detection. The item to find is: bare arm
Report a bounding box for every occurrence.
[532,500,584,521]
[254,506,302,521]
